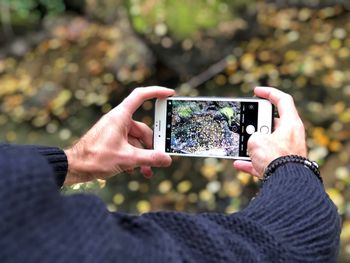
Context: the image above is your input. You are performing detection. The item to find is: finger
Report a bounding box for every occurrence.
[126,137,154,177]
[273,117,281,131]
[132,148,172,167]
[129,121,153,149]
[120,86,175,115]
[140,166,153,178]
[254,87,299,122]
[233,161,260,178]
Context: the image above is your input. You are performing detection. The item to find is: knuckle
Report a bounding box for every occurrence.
[139,122,150,130]
[131,87,144,98]
[134,87,143,93]
[149,151,157,161]
[285,94,294,103]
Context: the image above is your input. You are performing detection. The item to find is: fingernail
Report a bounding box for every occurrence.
[141,166,153,178]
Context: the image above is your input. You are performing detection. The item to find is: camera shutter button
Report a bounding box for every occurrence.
[246,125,255,135]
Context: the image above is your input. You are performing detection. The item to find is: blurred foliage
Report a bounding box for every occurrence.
[0,14,153,144]
[85,0,122,23]
[1,0,350,262]
[0,0,65,25]
[126,0,253,39]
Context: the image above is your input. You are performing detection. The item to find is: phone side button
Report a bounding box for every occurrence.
[260,125,269,134]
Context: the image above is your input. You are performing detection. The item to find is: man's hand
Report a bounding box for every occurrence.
[64,86,175,185]
[233,87,307,178]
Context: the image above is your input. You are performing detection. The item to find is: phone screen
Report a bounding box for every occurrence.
[164,99,258,158]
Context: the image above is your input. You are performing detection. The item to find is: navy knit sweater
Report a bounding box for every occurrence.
[0,144,340,262]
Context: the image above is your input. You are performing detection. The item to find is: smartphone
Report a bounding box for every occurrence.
[153,97,274,160]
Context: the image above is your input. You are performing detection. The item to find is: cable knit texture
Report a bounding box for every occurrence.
[0,144,340,262]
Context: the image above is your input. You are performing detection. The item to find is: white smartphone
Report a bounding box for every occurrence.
[153,96,274,160]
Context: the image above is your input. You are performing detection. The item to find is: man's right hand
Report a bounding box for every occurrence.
[233,87,308,178]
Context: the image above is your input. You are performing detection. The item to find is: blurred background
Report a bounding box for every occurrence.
[1,0,350,261]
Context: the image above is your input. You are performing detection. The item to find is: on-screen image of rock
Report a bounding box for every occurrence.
[170,100,240,156]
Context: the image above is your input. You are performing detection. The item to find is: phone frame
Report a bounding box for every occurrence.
[153,96,273,160]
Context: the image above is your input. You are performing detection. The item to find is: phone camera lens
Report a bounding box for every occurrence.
[158,135,161,137]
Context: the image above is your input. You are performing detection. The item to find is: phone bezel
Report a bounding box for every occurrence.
[153,96,273,160]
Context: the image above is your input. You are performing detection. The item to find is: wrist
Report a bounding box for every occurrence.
[64,147,95,185]
[263,155,322,184]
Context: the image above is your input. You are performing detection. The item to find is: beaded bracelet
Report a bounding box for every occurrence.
[262,155,323,184]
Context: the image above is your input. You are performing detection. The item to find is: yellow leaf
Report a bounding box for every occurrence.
[313,127,330,146]
[240,53,255,70]
[51,90,72,111]
[237,172,250,186]
[136,200,151,213]
[329,140,342,152]
[158,180,172,194]
[200,164,217,179]
[223,181,241,198]
[177,180,192,193]
[341,221,350,241]
[113,194,124,205]
[326,188,344,209]
[340,109,350,123]
[199,190,213,202]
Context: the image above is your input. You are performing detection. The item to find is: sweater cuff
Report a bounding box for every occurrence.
[34,146,68,187]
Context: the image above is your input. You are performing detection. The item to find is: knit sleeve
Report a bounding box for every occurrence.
[238,163,341,262]
[0,143,67,187]
[0,146,340,263]
[117,163,340,262]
